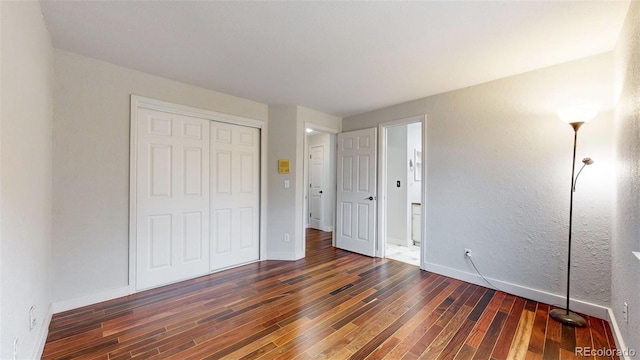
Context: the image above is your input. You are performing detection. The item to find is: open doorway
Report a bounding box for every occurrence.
[303,127,337,245]
[379,118,425,267]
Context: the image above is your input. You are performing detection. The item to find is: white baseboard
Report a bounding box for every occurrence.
[606,308,633,360]
[32,304,53,359]
[53,285,132,314]
[322,225,334,232]
[423,262,609,319]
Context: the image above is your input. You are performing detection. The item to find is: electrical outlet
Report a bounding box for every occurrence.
[29,305,36,330]
[464,249,472,258]
[284,233,290,242]
[623,302,628,323]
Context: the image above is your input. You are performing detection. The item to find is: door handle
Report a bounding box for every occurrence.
[319,191,323,194]
[365,196,376,201]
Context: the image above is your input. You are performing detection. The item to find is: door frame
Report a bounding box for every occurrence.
[377,115,427,268]
[302,122,338,251]
[129,95,267,292]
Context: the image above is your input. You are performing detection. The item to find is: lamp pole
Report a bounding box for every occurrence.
[549,121,588,328]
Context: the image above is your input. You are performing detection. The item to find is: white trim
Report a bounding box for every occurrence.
[267,251,305,261]
[32,304,53,360]
[606,308,632,360]
[424,261,610,319]
[52,286,132,314]
[129,95,266,293]
[377,126,387,259]
[376,115,427,266]
[420,117,428,270]
[129,97,138,293]
[133,95,264,129]
[260,114,268,264]
[633,251,640,260]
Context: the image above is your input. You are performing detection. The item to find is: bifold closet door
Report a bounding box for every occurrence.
[210,122,260,271]
[136,108,210,290]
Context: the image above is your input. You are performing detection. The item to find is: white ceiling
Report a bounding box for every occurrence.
[40,1,630,117]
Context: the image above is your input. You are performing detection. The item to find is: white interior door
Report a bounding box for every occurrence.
[309,144,324,230]
[336,128,377,256]
[210,122,260,271]
[136,108,210,290]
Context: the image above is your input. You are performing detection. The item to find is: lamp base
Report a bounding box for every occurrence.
[549,308,588,327]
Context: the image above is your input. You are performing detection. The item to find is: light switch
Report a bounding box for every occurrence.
[284,180,290,188]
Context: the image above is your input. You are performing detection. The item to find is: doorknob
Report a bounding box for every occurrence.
[319,190,323,194]
[365,196,375,201]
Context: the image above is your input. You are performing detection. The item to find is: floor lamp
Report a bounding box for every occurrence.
[549,104,598,328]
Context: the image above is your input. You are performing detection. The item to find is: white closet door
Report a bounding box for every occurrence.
[210,122,260,271]
[136,108,210,290]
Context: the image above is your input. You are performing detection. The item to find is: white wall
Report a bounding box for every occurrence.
[267,105,340,259]
[327,135,336,230]
[1,2,54,358]
[612,1,640,352]
[407,122,422,204]
[386,125,408,245]
[407,122,422,245]
[267,105,300,259]
[344,53,615,314]
[52,50,268,303]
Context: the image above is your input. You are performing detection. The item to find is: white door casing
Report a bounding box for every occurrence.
[210,122,260,271]
[309,144,324,230]
[336,128,377,257]
[136,108,211,290]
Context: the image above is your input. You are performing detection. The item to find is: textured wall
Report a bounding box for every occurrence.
[344,53,614,309]
[387,125,409,245]
[612,1,640,352]
[266,105,300,259]
[267,105,341,259]
[407,122,422,205]
[1,2,54,358]
[53,50,268,302]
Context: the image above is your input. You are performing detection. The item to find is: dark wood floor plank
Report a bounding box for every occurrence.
[43,229,620,360]
[466,291,504,347]
[472,310,507,359]
[527,303,549,354]
[490,296,526,360]
[435,317,475,360]
[382,280,460,359]
[543,338,561,360]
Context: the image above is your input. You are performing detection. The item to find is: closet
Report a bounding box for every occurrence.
[132,103,260,291]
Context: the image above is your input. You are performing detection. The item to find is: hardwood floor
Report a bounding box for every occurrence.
[44,229,619,359]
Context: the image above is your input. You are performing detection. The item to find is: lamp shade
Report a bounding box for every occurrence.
[557,104,599,123]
